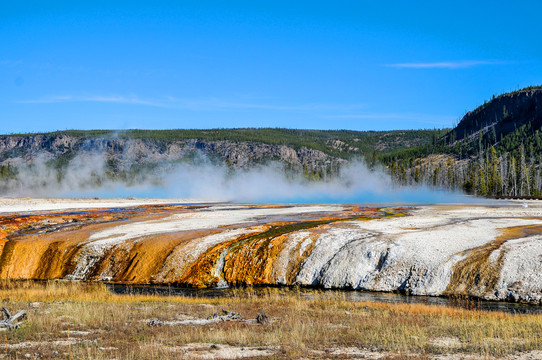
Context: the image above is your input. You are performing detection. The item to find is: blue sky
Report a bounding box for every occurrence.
[2,1,542,133]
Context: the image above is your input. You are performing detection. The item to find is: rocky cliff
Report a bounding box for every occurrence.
[0,134,341,172]
[0,129,442,195]
[444,86,542,153]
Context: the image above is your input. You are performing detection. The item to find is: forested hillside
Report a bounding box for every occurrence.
[383,86,542,197]
[0,128,440,192]
[4,86,542,199]
[2,128,439,159]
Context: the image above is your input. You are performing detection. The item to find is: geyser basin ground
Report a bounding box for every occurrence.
[1,198,542,303]
[4,281,542,359]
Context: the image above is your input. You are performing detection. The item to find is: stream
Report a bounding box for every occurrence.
[107,284,542,315]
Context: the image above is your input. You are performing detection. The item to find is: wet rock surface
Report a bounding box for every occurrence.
[0,202,542,303]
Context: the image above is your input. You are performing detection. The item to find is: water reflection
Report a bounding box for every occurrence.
[106,284,542,315]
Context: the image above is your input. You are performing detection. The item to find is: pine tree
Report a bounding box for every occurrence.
[477,167,488,196]
[508,156,517,196]
[488,147,501,196]
[370,150,378,170]
[398,164,407,185]
[414,167,421,183]
[432,166,441,188]
[519,145,529,196]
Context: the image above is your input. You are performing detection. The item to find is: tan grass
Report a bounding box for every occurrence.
[0,281,540,359]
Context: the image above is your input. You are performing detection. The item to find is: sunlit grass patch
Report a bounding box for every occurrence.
[0,281,540,359]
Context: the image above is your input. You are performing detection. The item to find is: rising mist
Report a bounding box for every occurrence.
[0,146,471,204]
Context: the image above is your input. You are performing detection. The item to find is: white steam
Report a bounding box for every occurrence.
[1,148,471,204]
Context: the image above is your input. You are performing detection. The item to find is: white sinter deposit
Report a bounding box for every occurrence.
[67,204,342,281]
[7,198,542,303]
[294,205,542,302]
[70,204,542,301]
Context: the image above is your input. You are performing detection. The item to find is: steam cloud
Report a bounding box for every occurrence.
[1,147,473,204]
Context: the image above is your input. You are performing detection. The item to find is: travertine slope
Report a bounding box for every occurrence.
[1,201,542,303]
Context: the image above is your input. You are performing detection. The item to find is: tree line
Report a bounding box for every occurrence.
[387,143,542,197]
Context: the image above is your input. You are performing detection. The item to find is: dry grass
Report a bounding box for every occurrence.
[0,281,540,359]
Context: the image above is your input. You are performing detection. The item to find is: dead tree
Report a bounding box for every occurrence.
[0,307,27,330]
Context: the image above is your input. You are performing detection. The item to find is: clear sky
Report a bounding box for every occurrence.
[2,1,542,133]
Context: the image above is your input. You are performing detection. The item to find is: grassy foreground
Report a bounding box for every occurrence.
[0,281,540,359]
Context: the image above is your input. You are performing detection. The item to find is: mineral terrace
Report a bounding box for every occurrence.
[0,198,541,303]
